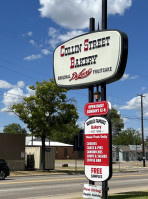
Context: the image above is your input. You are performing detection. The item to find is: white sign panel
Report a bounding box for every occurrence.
[83,184,102,199]
[54,30,128,89]
[84,117,110,182]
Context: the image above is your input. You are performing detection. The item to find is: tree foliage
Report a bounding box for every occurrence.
[11,79,79,169]
[113,128,142,145]
[3,123,27,135]
[107,107,124,138]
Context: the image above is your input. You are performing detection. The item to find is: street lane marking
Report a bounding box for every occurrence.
[113,174,148,178]
[0,174,148,185]
[0,177,86,185]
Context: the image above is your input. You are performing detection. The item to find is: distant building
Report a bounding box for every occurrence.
[0,133,25,170]
[114,145,148,161]
[26,137,75,160]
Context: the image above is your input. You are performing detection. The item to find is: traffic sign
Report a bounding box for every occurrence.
[84,116,112,182]
[84,101,109,116]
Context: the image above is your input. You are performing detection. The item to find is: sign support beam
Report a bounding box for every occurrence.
[102,0,109,199]
[88,17,95,186]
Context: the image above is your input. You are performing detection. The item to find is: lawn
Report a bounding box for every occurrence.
[108,191,148,199]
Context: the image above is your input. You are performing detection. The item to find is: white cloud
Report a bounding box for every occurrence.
[119,96,140,110]
[22,31,33,37]
[24,54,42,61]
[17,81,25,88]
[122,117,129,124]
[141,87,146,91]
[48,27,85,49]
[119,93,148,116]
[0,80,25,89]
[39,0,133,29]
[25,86,35,97]
[121,74,129,81]
[120,73,138,81]
[41,49,50,55]
[1,88,24,113]
[29,40,36,46]
[1,86,35,114]
[27,31,33,36]
[0,80,13,89]
[131,75,138,80]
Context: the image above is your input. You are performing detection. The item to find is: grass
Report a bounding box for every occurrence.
[108,191,148,199]
[75,191,148,199]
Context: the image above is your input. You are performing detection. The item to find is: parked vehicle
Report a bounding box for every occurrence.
[0,159,10,180]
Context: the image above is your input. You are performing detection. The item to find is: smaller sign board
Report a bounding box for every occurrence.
[84,117,112,182]
[84,101,109,116]
[83,184,102,199]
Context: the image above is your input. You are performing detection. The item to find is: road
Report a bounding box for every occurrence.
[0,170,148,199]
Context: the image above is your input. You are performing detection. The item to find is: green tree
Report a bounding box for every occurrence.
[107,107,124,138]
[11,79,79,169]
[113,128,142,145]
[3,123,27,135]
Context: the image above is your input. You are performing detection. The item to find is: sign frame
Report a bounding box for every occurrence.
[53,29,128,89]
[84,116,112,182]
[84,101,109,117]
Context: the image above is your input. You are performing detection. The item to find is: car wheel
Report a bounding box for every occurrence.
[0,171,6,180]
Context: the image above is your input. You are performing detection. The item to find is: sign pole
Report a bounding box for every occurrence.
[102,0,109,199]
[88,17,95,186]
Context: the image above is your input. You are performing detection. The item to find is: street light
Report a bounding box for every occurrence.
[94,90,101,102]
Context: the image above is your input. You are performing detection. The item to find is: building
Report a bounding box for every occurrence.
[114,145,148,162]
[25,137,79,170]
[0,133,25,170]
[26,137,76,159]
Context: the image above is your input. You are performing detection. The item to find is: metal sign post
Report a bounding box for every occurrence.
[53,0,128,198]
[102,1,108,198]
[88,17,95,186]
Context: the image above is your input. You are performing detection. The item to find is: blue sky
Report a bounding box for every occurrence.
[0,0,148,138]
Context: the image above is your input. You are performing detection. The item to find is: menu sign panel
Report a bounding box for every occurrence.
[84,117,111,182]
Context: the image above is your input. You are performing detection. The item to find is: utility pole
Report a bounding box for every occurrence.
[137,94,145,167]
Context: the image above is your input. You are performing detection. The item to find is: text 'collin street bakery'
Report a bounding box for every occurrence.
[54,30,128,89]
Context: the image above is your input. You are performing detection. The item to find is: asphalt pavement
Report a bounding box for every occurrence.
[9,160,148,199]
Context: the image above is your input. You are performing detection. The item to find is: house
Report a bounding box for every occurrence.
[114,145,148,162]
[26,137,76,159]
[0,133,25,170]
[25,137,79,170]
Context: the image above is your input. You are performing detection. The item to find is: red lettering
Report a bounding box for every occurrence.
[61,45,65,57]
[70,57,75,69]
[91,168,102,174]
[84,39,89,51]
[91,125,102,129]
[69,68,92,81]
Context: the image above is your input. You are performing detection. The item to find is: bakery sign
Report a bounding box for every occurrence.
[53,30,128,89]
[84,117,112,182]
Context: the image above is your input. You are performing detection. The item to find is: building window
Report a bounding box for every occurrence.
[64,148,68,158]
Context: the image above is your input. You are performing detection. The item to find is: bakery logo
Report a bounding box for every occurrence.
[69,68,92,81]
